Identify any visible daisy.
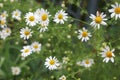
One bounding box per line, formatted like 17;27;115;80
20;27;33;40
78;28;92;42
90;11;107;29
0;30;9;40
81;59;94;68
0;17;7;28
100;45;115;63
25;12;38;26
11;66;21;75
109;2;120;20
44;56;60;70
35;8;51;27
0;11;8;18
31;42;42;53
12;9;21;20
59;75;66;80
2;27;11;36
54;9;68;24
21;45;32;58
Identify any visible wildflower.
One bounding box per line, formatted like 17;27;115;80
100;45;115;63
25;12;38;26
12;9;21;20
2;27;11;36
0;11;8;18
90;11;107;29
21;45;32;58
35;8;51;27
81;59;94;68
0;27;11;39
109;2;120;20
78;28;92;42
0;17;7;28
44;56;60;70
11;66;21;75
20;27;33;40
54;9;68;24
59;75;66;80
31;42;42;53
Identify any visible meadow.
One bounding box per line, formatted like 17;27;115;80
0;0;120;80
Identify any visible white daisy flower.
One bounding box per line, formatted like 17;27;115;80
35;8;51;27
59;75;66;80
0;17;7;28
12;9;21;20
0;30;8;40
20;27;33;40
109;2;120;20
90;11;107;29
54;9;68;24
31;42;42;53
44;56;60;70
21;45;32;58
11;66;21;75
25;12;38;26
81;59;94;68
78;28;92;42
0;27;11;40
100;46;115;63
3;27;11;36
0;11;8;18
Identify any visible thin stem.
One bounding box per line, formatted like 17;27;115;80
71;17;90;26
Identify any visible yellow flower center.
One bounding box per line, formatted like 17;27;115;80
24;31;30;36
42;14;47;21
15;12;18;16
115;7;120;14
29;16;35;21
49;60;55;65
2;13;6;17
85;60;90;64
6;29;10;33
82;31;88;37
58;14;63;19
34;45;38;49
106;51;112;58
95;16;102;23
24;49;29;53
0;20;5;25
15;69;18;73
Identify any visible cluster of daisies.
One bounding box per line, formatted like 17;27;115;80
0;11;11;39
75;2;120;67
1;1;119;79
20;41;42;58
0;9;22;40
23;8;68;33
77;2;120;42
